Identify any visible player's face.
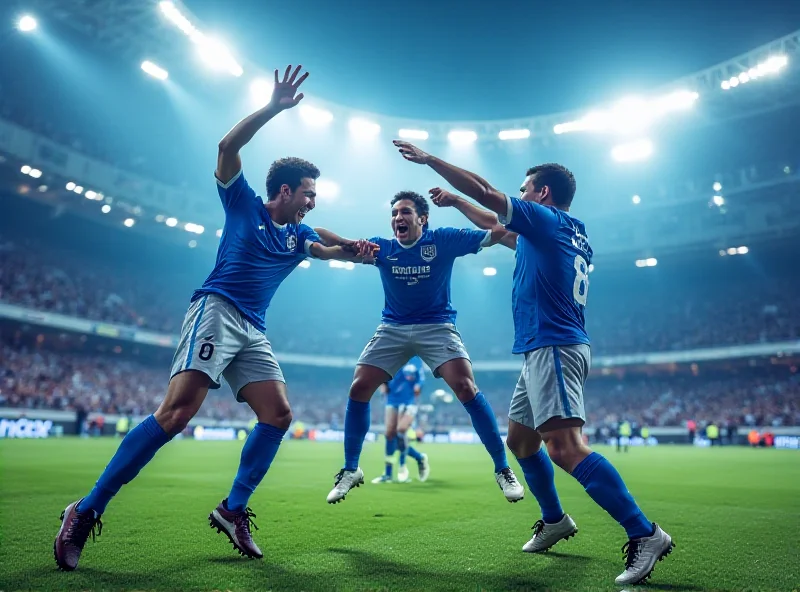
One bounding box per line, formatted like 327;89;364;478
287;178;316;224
391;199;426;244
519;175;547;204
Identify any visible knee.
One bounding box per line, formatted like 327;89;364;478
385;428;397;441
266;404;292;431
545;436;589;472
506;431;542;459
452;377;479;403
154;404;195;435
349;376;376;402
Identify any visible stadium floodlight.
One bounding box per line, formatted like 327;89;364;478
18;15;37;32
737;246;749;254
646;258;657;267
712;195;725;206
588;264;595;273
29;168;42;178
65;182;76;191
38;185;47;192
123;218;136;227
298;260;311;269
299;105;333;126
73;185;84;195
713;181;722;191
632;195;641;205
249;78;273;107
348;118;381;139
329;260;356;270
448;130;478;145
216;228;223;237
101;204;111;214
498;129;531;141
721;80;731;90
738;73;750;84
159;1;243;77
165;217;178;227
84;190;97;200
482;267;497;276
719;249;727;257
184;222;204;234
729;77;740;88
188;240;197;248
20;165;31;175
155;214;165;222
141;60;168;80
398;129;429;141
612;139;653;162
727;247;737;255
316;179;340;201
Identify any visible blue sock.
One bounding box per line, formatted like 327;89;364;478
517;448;564;523
79;415;171;515
407;445;423;462
571;452;654;539
462;392;508;473
384;436;397;477
344;398;370;471
227;423;286;512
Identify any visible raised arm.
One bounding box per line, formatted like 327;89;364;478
216;65;309;183
393;140;507;216
430;188;517;250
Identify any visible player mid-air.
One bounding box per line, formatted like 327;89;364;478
318;190;525;504
372;356;429;484
53;65;377;571
394;140;674;586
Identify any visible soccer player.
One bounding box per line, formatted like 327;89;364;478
53;65;377;571
371;356;429;484
394;140;674;586
319;191;524;504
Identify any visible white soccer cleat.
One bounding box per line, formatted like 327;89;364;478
495;467;525;502
615;523;675;585
371;474;392;484
417;453;430;482
522;514;578;553
396;464;411;483
326;467;365;504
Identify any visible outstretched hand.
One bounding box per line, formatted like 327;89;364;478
429;187;459;208
393;140;431;165
354;239;379;264
269;65;309;112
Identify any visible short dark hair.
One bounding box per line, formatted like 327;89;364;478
266;157;320;200
391;191;429;219
526;163;576;208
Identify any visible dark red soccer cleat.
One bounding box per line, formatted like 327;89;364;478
209;500;263;559
53;499;103;571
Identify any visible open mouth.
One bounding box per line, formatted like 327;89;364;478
298;207;309;221
395;222;409;237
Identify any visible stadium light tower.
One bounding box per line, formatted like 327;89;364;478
17;15;37;32
141;60;168;80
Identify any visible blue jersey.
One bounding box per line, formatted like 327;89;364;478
369;227;490;325
192;170;320;332
500;196;592;354
386;357;425;406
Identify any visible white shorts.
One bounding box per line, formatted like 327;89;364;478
508;344;591;430
169;294;284;401
387;403;419;418
358;323;469;378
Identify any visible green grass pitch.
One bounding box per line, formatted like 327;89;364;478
1;438;798;591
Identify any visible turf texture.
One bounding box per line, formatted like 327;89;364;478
1;438;798;591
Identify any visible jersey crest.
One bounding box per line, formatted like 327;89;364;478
421;244;437;262
286;234;297;252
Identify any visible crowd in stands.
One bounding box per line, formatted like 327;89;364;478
2;340;798;430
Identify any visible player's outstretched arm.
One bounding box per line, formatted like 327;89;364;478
309;230;379;262
430;188;517;250
216;65;309;184
393;140;507;216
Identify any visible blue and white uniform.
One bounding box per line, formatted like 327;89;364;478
169;170;320;399
499;195;593;429
386;356;425;417
358;227;491;377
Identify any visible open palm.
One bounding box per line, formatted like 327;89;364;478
270;65;309;111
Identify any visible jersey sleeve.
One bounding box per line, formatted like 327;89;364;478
298;224;323;258
368;237;390;265
434;227;492;258
215;170;261;212
498;195;558;241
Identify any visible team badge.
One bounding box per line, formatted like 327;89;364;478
421;244;437;262
286;234;297;252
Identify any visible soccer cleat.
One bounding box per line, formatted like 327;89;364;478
522;514;578;553
417;453;430;482
326;467;364;503
615;523;675;585
209;500;263;559
371;474;393;484
396;465;411;483
495;467;525;502
53;498;103;571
